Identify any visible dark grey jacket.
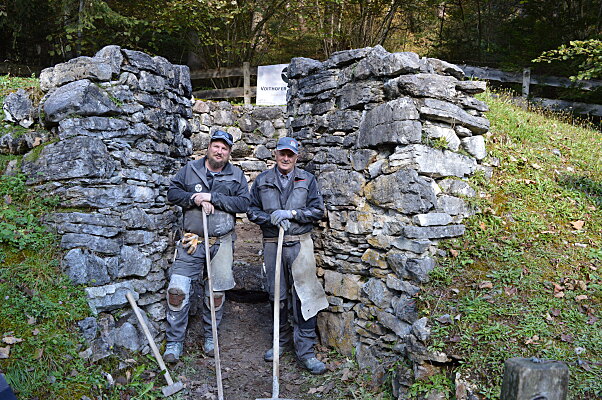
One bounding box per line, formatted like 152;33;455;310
168;157;250;237
248;166;324;238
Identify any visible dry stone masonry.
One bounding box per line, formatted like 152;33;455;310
3;44;493;394
285;45;492;389
19;45;193;359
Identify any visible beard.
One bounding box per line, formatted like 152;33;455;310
207;154;228;170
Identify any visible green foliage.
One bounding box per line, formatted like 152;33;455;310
533;39;602;81
420;91;602;399
407;373;453;398
0;174;59;250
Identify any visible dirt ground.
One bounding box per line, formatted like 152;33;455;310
168;221;339;400
175;300;321;400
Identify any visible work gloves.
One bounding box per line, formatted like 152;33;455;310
270;209;293;230
182;232;200;254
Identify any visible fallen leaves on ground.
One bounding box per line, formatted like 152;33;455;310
479;281;493;289
570;220;585;230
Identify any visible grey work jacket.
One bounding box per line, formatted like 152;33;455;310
247;166;324;238
167;158;250;237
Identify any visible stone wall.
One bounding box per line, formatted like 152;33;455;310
5;45;494;392
19;45;193;358
284;46;493;389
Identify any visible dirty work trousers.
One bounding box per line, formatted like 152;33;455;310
263;240;317;361
166;239;226;343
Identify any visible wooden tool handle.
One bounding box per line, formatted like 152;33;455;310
271;226;285;398
126;291;174;386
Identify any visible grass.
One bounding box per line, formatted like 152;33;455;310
2;75;601;399
419;91;602;399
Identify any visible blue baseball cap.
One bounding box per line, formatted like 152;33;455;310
210;130;233;147
276;137;300;154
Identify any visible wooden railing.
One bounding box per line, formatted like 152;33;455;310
190;62;256;105
460;65;602;117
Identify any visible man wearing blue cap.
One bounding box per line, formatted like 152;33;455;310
164;130;250;362
248;137;329;374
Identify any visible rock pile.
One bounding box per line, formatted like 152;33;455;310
19;45;193;358
285;45;493;391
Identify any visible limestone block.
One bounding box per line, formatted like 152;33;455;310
357;98;421;148
392;295;418;322
313;147;349;165
64;248;111;286
240;160;267;171
437;178;476;197
365;168;436;214
22;136;116;185
323;47;372;68
321;109;362;132
350;149;378;171
324;270;363;300
426;58;465;80
123;49;158;73
354;46;421;79
390;144;477;178
297;70;338;96
251;106;284;120
377;310;412;337
418;98;489;134
94;45;124;77
3;89;34;128
361;249;387;269
423;121;461;151
39;57;113;91
403;224;465;239
458;95;489;112
287;57;323;79
42;79;120;123
85;281;137;314
456;80;487;94
385;73;458;102
413;213;452;226
386;275;421;296
437;194;471;217
317;311;356;356
318;167;365;206
112;322;141;352
61;233;122;255
461;135;487;160
501;358;569;400
412;317;430;341
138;71;166;93
336;81;384;110
391;237;432;254
362;278;393;309
253;144;272;160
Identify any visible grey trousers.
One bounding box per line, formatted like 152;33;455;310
166;240;225;343
263;240;318;361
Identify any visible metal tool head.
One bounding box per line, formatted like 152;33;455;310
162;380;184;397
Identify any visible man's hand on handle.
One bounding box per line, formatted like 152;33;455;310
191;193;214;214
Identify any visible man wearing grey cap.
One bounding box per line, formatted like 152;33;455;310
248;137;329;374
164;130;250;362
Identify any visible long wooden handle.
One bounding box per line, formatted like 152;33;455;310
126;291;174;386
271;226;285;398
202;211;224;400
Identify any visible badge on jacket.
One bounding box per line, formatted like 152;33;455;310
195;184;203;192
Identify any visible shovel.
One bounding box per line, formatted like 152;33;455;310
202;210;225;400
125;291;184;397
257;226;298;400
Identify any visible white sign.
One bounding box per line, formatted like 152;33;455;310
256;63;289;105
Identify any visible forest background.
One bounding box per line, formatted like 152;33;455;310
1;0;600;84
